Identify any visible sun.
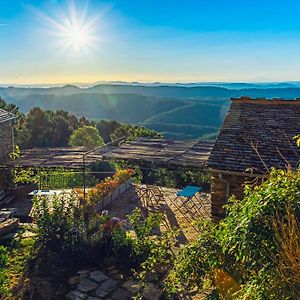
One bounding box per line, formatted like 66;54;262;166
62;21;91;49
31;1;103;53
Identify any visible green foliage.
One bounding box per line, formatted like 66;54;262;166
112;208;178;292
0;97;22;118
0;236;36;299
10;145;39;185
0;97;163;149
40;169;98;189
32;194;124;259
294;134;300;147
0;246;8;295
94;119;122;143
143;166;211;190
110;124;162;141
220;169;300;270
33;194;81;252
69;125;105;147
116;160;211;189
164;221;222;295
215;169;300;299
14;107;90;148
163;169;300;299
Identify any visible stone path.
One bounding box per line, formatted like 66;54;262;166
66;268;162;300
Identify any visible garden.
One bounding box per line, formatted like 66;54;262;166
1;167;300;299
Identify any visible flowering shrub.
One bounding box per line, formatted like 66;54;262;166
114;169;134;184
85;169;134;205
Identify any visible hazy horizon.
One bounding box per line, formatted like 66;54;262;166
3;80;300;88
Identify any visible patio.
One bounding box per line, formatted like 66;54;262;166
106;184;211;242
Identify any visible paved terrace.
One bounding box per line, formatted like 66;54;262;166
106;184;211;242
7;185;210;243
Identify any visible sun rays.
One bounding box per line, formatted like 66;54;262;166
29;0;109;55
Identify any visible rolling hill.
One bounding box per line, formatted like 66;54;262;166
1;83;300;140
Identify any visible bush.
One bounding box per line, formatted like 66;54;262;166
0;246;8;294
32;194;126;259
219;169;300;272
164;221;223;295
272;204;300;288
33;193;81;252
112;208;178;282
164;169;300;299
84;169;134;205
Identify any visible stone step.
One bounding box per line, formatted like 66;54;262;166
0;218;19;237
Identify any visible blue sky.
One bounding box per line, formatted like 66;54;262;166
1;0;300;84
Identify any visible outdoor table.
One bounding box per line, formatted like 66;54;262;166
175;185;205;217
177;185;202;198
28;190;62;197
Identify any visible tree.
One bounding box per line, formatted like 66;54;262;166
23;107;51;148
94;120;122;143
110;124;162;141
69;126;105;147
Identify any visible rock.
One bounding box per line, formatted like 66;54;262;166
89;270;109;283
77;270;90;280
110;288;132;300
0;218;19;237
78;270;89;275
106;268;124;280
77;279;98;293
122;280;141;294
95;279;117;297
87;297;101;300
69;276;81;286
143;283;162;300
66;290;87;300
110;272;124;281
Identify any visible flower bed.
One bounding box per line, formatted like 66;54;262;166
76;169;134;211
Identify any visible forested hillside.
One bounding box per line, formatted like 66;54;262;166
1;84;300;140
0;98;161;149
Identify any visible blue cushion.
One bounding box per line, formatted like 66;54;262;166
177;185;201;197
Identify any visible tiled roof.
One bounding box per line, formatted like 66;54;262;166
206;97;300;175
0;109;15;123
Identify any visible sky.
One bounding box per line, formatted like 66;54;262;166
1;0;300;84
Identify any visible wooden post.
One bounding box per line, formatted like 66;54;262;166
83;155;86;200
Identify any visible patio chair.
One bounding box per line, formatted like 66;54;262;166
135;184;165;212
148;185;165;208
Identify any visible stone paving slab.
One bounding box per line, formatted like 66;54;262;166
67;269;134;300
89;271;109;283
77;279;98;293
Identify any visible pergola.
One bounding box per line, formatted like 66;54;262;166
102;138;214;169
4;146;114;169
2;139;122;197
2;137;214;196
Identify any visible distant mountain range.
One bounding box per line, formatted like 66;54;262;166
1;83;300;140
2;81;300;89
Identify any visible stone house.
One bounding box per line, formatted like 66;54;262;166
206;97;300;222
0;109;16;162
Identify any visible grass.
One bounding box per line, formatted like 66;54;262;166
0;228;80;300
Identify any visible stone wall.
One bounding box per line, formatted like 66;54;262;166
210;173;261;222
0;121;13;162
